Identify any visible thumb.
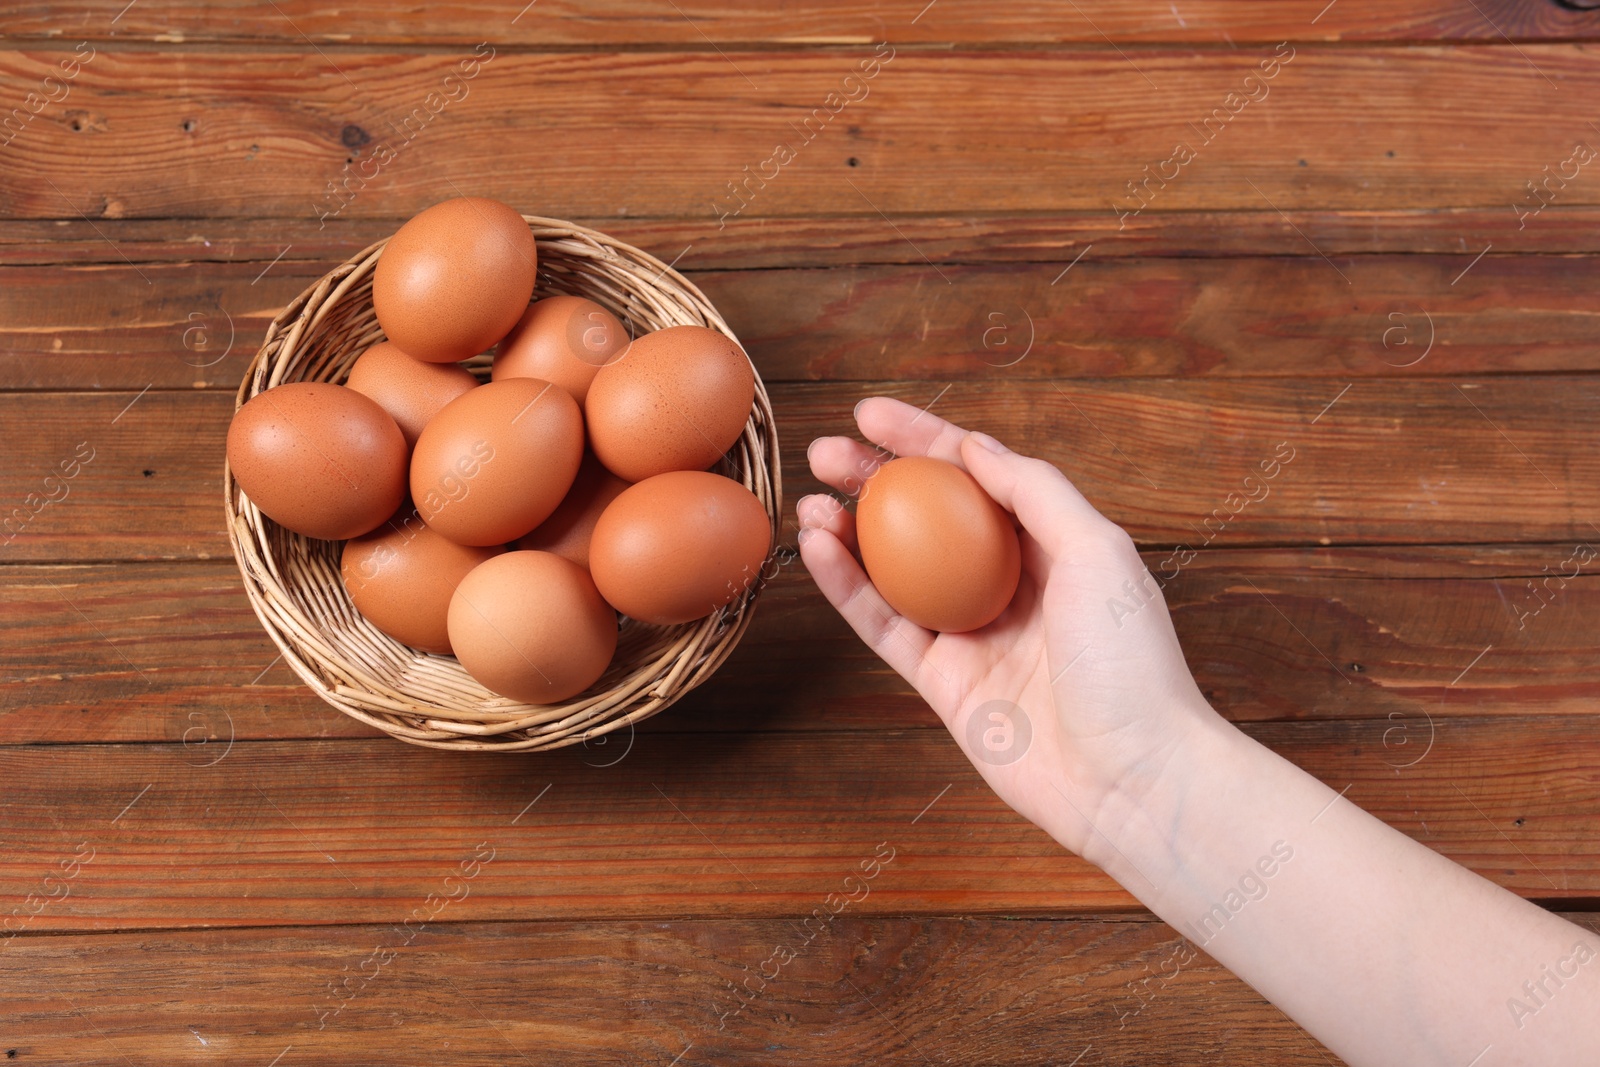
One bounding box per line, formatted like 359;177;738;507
959;432;1106;558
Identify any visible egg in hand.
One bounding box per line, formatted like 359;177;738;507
854;456;1020;633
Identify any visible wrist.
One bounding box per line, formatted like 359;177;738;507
1070;694;1255;905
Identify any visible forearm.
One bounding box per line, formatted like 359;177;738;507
1073;704;1600;1067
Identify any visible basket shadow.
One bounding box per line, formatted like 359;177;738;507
566;610;857;778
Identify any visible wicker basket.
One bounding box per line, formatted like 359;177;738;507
225;216;782;752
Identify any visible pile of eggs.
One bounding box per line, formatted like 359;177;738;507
227;197;771;705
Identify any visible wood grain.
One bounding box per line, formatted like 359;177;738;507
0;719;1593;933
4;0;1596;45
4;547;1600;745
2;379;1597;561
7;207;1600;269
7;253;1600;391
710;254;1600;382
4;47;1600;220
0;916;1439;1067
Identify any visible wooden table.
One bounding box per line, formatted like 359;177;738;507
4;2;1600;1063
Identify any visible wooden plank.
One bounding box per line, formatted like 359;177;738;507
0;260;307;392
732;378;1600;548
0;916;1458;1066
4;548;1600;745
0;390;227;562
1168;553;1600;721
0;561;380;745
7;208;1600;269
3;379;1598;561
712;255;1600;382
0;719;1593;933
7;252;1600;391
4;0;1596;45
4;47;1600;221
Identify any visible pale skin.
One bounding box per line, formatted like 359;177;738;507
797;396;1600;1067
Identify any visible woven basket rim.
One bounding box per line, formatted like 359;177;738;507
225;213;783;752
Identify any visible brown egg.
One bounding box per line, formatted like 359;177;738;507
345;341;479;448
448;551;617;703
341;511;503;654
372;197;537;363
589;470;772;625
514;451;631;568
492;295;630;406
855;456;1021;633
227;382;407;540
410;378;584;546
585;325;755;482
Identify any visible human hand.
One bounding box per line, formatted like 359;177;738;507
797;397;1223;859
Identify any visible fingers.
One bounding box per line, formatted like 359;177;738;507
958;431;1107;559
807;400;1110;563
806;436;887;497
796;524;936;691
796;492;857;555
855;396;970;468
809;395;973;495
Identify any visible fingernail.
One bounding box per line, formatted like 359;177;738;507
853;397;869;422
797;527;816;547
970;431;1008;454
806;437;822;463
